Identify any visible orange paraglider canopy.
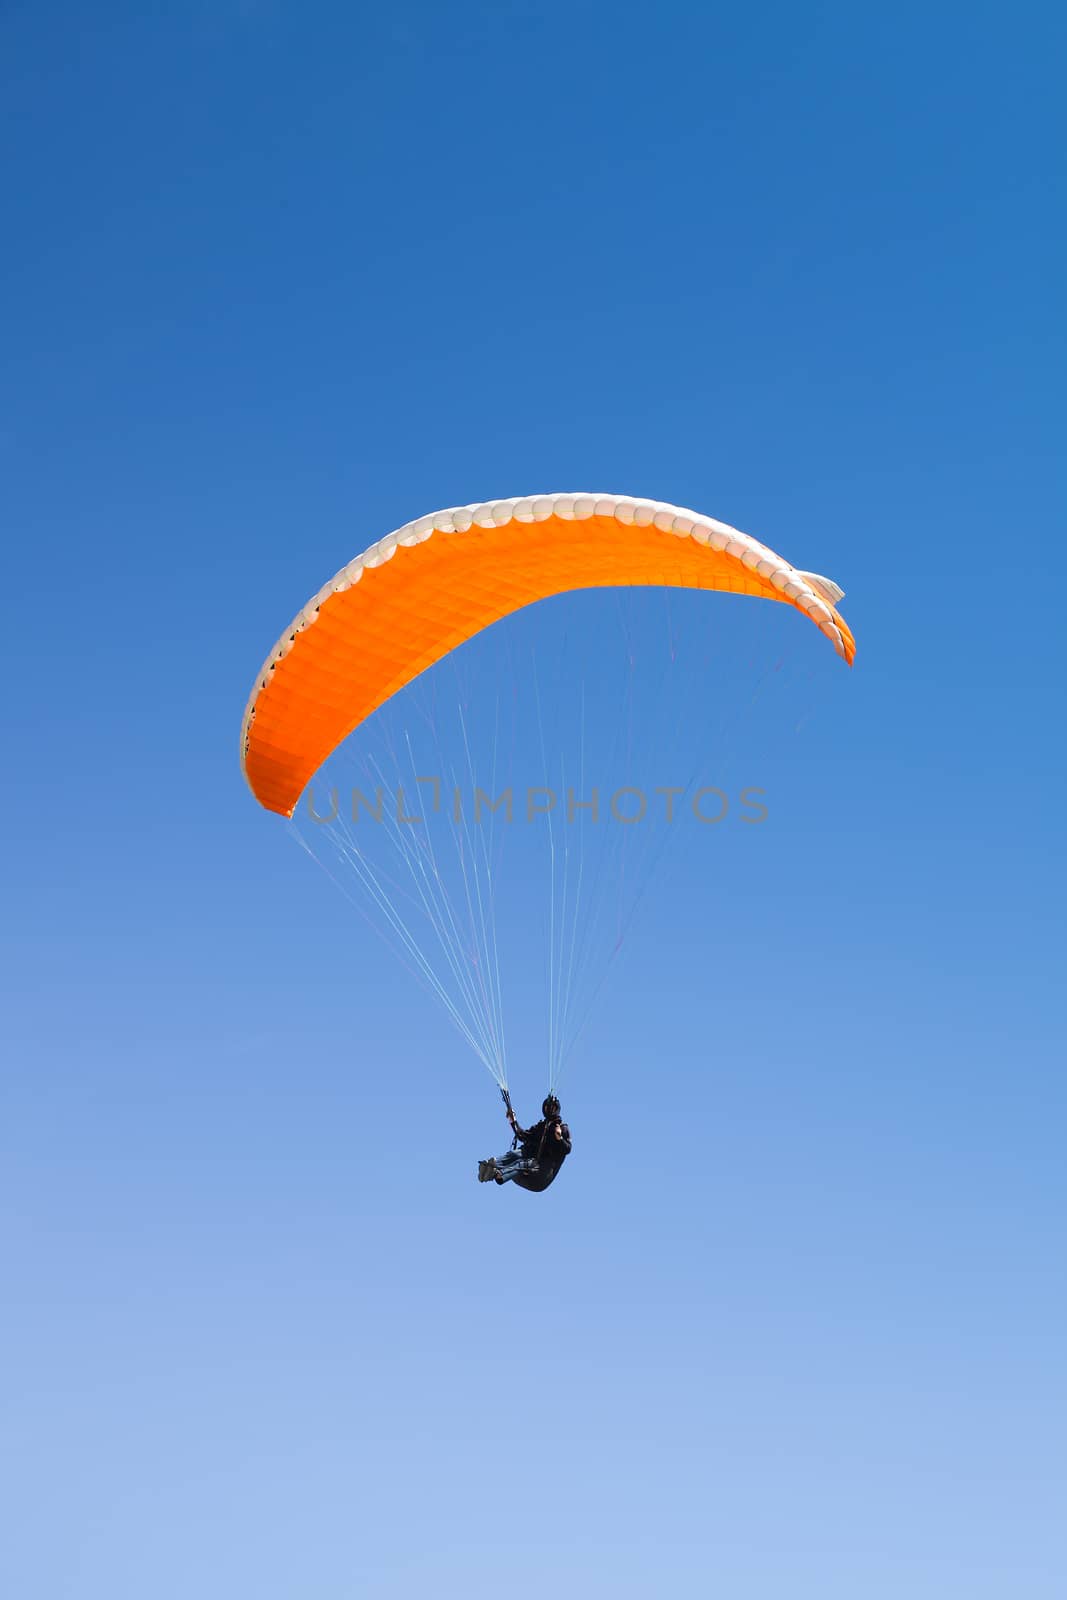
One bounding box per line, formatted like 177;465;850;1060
240;493;854;817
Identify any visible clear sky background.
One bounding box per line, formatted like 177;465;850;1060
2;3;1064;1596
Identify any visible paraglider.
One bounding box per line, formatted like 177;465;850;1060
240;492;853;1171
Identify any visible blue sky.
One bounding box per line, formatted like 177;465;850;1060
2;2;1065;1595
